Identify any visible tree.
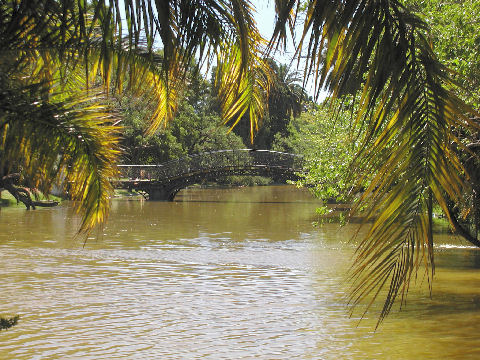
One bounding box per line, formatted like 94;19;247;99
0;0;266;232
273;100;360;204
404;0;480;106
2;0;478;323
271;0;478;322
402;0;480;250
266;60;306;140
231;58;307;149
0;67;121;231
118;71;246;164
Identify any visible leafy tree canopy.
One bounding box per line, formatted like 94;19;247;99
117;73;246;164
273;100;360;204
404;0;480;106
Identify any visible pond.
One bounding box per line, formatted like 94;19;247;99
1;185;480;359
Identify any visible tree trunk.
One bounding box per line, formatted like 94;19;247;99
0;173;58;209
0;173;35;209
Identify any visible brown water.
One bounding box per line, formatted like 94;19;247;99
1;185;480;359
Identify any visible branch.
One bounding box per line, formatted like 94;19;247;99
0;315;19;331
1;173;35;209
445;205;480;248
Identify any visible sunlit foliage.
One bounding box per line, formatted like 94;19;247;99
0;0;268;233
272;0;479;323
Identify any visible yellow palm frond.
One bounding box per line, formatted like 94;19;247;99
215;42;270;143
0;78;121;234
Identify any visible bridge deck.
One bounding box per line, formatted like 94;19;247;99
115;149;304;200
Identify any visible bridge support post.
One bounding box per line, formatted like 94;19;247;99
148;187;171;201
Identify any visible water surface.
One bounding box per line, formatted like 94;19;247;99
1;185;480;359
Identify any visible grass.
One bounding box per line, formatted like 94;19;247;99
0;190;62;208
0;191;23;207
114;188;145;198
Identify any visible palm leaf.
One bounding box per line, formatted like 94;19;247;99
0;76;121;234
1;0;271;232
215;41;270;143
271;0;479;322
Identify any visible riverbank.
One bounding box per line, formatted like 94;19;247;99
0;190;62;208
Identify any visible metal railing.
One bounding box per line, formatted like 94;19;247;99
117;149;304;181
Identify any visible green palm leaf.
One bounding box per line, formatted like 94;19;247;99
3;0;479;323
272;0;479;322
1;0;272;231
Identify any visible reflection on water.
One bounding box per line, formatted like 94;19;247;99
0;185;480;359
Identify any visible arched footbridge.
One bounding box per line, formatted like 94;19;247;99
116;149;304;201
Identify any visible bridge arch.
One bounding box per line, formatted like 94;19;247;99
117;149;304;201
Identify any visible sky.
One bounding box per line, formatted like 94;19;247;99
253;1;323;99
116;0;322;99
254;1;294;60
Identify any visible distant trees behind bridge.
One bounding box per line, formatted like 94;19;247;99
116;59;308;173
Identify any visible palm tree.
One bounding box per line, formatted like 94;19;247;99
1;0;478;322
266;59;306;142
228;58;306;148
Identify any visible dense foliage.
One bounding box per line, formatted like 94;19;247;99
404;0;480;106
273;102;360;204
117;73;246;164
401;0;480;245
232;59;307;148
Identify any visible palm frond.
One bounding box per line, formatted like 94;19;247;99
345;10;479;322
215;41;270;143
271;0;479;321
0;77;121;233
1;0;271;231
